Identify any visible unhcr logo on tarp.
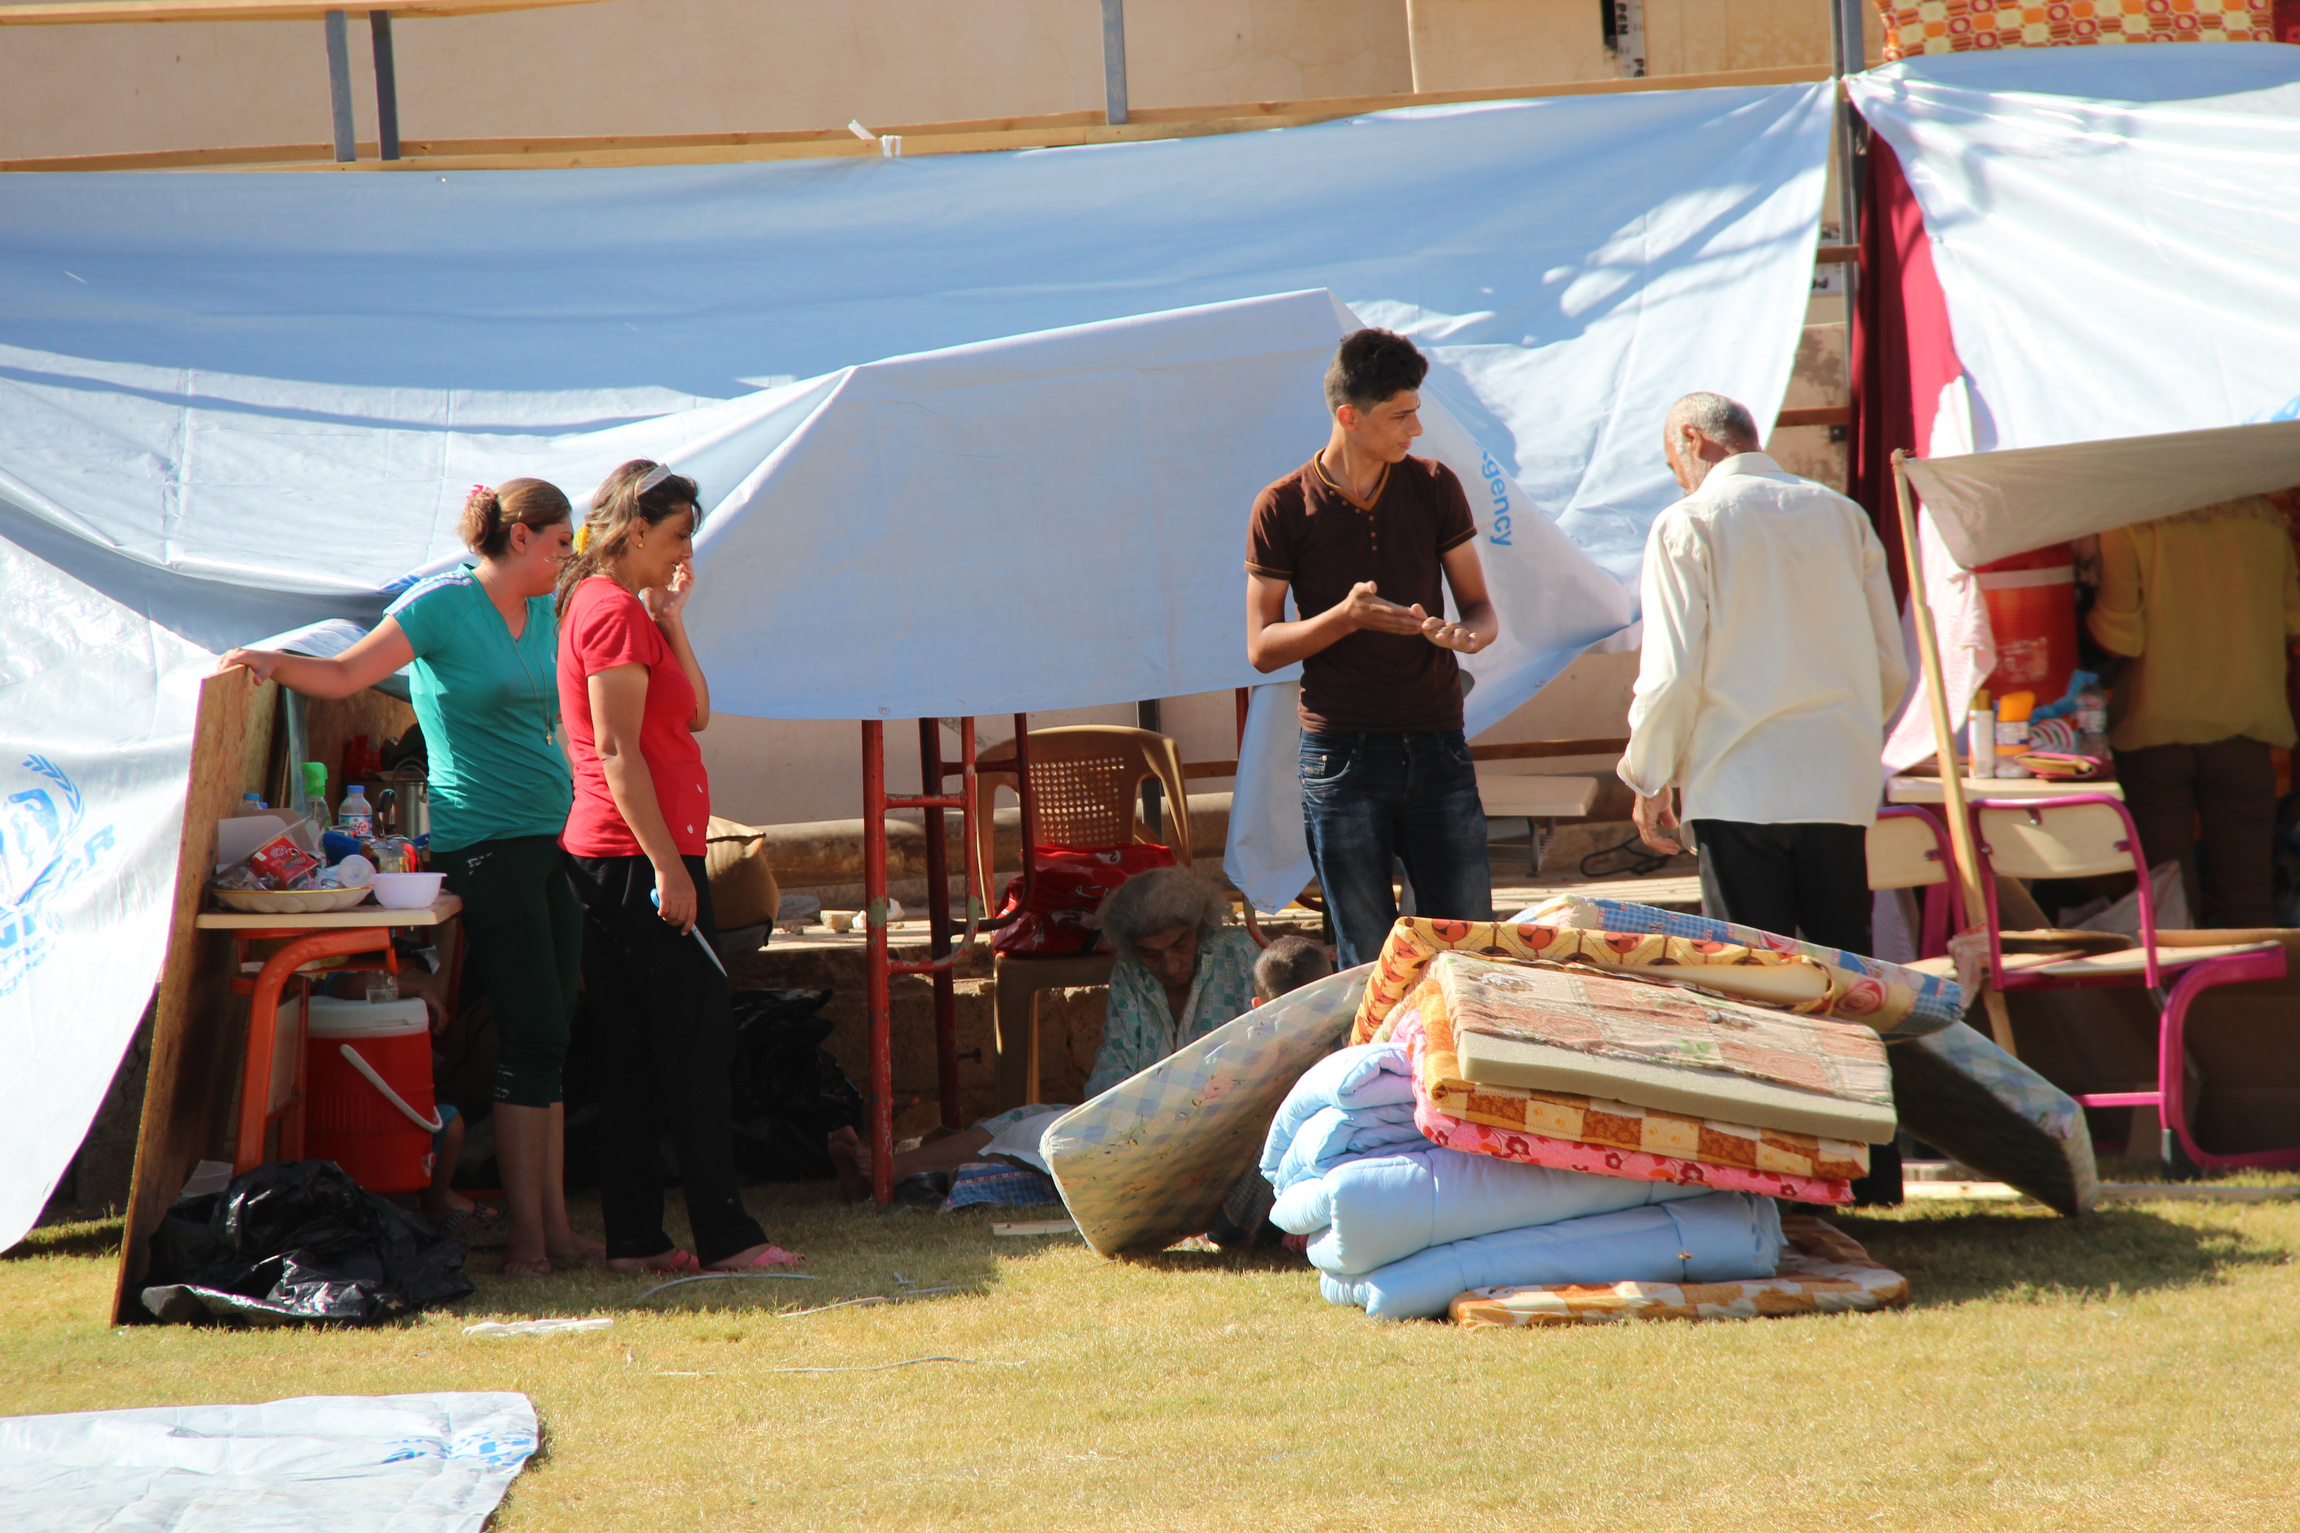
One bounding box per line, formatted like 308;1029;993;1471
0;755;114;997
1481;450;1513;547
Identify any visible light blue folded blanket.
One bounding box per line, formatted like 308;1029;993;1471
1272;1143;1714;1276
1266;1104;1428;1194
1261;1041;1415;1188
1319;1191;1784;1321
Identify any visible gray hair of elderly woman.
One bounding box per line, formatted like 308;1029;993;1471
1097;867;1232;962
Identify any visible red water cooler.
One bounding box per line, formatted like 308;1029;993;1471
1976;543;2080;708
303;994;440;1193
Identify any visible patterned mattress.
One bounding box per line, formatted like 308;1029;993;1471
1042;964;1370;1256
1451;1214;1909;1327
1353;916;1951;1048
1436;952;1896;1144
1397;1002;1860;1205
1518;897;1965;1040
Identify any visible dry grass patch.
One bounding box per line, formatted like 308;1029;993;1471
7;1182;2300;1531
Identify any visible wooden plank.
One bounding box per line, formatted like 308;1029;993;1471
1472;737;1630;763
1774;405;1853;429
110;668;266;1323
1890;449;2014;1056
990;1219;1079;1237
0;0;613;23
0;63;1836;174
1179;738;1630;781
194;894;463;929
1816;243;1860;265
1123;65;1832;123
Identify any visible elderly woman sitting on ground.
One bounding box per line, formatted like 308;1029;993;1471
1084;866;1261;1098
837;867;1265;1193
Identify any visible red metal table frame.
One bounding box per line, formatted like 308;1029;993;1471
858;716;1037;1204
193;895;464;1174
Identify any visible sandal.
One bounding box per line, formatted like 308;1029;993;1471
606;1247;701;1275
707;1243;805;1271
432;1204;508;1247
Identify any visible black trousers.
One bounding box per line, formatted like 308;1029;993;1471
564;851;767;1265
1691;820;1875;956
1692;819;1900;1206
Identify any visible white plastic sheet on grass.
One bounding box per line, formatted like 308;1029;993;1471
0;1391;537;1533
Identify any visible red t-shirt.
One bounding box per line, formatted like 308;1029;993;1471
558;576;711;858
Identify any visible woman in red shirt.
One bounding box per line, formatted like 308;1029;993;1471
556;459;798;1273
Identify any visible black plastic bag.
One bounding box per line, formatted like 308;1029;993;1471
140;1160;473;1325
727;988;864;1182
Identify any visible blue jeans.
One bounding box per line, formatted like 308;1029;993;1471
1300;729;1493;968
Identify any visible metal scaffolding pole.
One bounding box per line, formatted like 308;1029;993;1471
1099;0;1128;126
322;9;356;162
369;10;400;160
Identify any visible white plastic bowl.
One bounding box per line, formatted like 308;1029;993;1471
371;871;446;909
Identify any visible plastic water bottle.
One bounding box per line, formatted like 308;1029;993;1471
337;784;375;839
300;761;332;836
2075;677;2111;762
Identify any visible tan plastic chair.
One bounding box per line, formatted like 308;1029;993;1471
973;724;1192;881
974;725;1192;1109
1866;806;1962;958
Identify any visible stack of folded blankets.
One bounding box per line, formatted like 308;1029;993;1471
1264;917;1910;1322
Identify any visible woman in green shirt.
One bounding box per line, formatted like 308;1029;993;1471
219;479;596;1277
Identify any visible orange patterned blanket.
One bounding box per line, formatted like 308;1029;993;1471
1451;1215;1908;1327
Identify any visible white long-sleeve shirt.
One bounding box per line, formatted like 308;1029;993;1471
1618;453;1908;827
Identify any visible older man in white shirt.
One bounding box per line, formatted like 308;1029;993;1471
1619;392;1908;955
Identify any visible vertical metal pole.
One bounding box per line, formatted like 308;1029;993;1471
323;11;357;163
1830;0;1864;493
1099;0;1128;126
920;718;961;1132
1832;0;1864;331
1134;698;1164;844
369;11;400;161
862;721;893;1203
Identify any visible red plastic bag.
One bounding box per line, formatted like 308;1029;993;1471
991;843;1176;958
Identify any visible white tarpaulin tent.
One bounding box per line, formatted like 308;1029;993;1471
1906;420;2300;572
0;81;1832;1250
1848;46;2300;767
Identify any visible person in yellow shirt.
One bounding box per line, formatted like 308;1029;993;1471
2086;495;2300;927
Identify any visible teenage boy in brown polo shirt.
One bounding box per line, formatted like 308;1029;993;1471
1244;328;1499;965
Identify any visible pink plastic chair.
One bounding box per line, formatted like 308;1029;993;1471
1867;805;1964;960
1966;793;2294;1172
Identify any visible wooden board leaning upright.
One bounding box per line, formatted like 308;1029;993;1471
1890;449;2018;1055
109;667;272;1323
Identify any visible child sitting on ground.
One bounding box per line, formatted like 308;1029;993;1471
1252;934;1334;1005
1209;932;1338;1249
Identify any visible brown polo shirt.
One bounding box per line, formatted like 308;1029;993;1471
1246;452;1479;734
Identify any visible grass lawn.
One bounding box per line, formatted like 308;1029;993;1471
8;1179;2300;1531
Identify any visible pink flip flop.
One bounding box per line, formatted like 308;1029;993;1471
709;1244;804;1271
606;1247;701;1275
